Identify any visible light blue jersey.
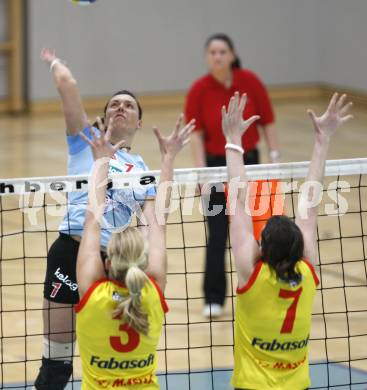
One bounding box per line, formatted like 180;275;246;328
59;127;155;248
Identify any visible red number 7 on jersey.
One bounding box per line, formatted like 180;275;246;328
279;287;302;334
125;163;134;172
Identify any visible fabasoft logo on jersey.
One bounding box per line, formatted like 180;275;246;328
252;337;309;351
90;354;155;369
54;268;78;291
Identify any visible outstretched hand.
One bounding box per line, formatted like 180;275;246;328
308;93;353;139
80;117;125;161
40;48;57;65
222;91;260;144
153;114;195;159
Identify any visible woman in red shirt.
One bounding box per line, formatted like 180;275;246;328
185;34;280;317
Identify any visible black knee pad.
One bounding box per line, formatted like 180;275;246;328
34;357;73;390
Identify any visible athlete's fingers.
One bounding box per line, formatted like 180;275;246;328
340;114;354;125
336;94;347;110
327;92;339;112
228;96;235;116
238;93;247;115
233;91;240;113
80;131;95;149
88;126;98;144
105;129;111;143
221;105;229;133
96;116;105;134
307;109;318;130
104;132;111;144
180;118;195;130
340;101;353;117
179;119;195;138
153;126;164;142
113;139;126;151
183;138;191;146
105;117;115;143
174;114;184;136
153;126;166;154
183;123;196;137
221;105;227;120
180;126;194;143
187;118;196;127
245;115;260;128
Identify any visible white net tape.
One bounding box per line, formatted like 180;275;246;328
1;158;367;195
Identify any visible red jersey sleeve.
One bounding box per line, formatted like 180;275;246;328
247;71;275;126
185;81;204;131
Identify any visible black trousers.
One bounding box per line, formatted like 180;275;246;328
203;149;259;305
44;233;107;304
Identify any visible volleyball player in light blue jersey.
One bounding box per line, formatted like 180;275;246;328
59;125;155;248
35;48;156;389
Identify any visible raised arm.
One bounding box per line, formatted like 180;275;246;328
40;48;88;135
295;93;353;265
222;92;261;287
144;115;195;291
76;118;125;298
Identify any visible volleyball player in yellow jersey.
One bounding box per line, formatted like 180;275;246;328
222;92;353;389
75;115;195;389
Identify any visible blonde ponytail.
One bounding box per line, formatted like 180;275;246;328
107;227;149;335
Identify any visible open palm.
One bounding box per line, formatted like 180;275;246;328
222;92;260;142
153;114;195;159
308;93;353;137
80;117;125;161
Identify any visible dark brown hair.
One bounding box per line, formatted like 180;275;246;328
261;215;304;284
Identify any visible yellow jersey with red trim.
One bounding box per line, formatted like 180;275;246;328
232;259;319;390
75;276;168;390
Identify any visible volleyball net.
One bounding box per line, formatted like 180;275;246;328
1;158;367;389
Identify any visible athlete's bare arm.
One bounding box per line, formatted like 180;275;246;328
77;118;125;298
40;48;88;135
144;115;195;292
222;92;261;288
295;93;353;265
